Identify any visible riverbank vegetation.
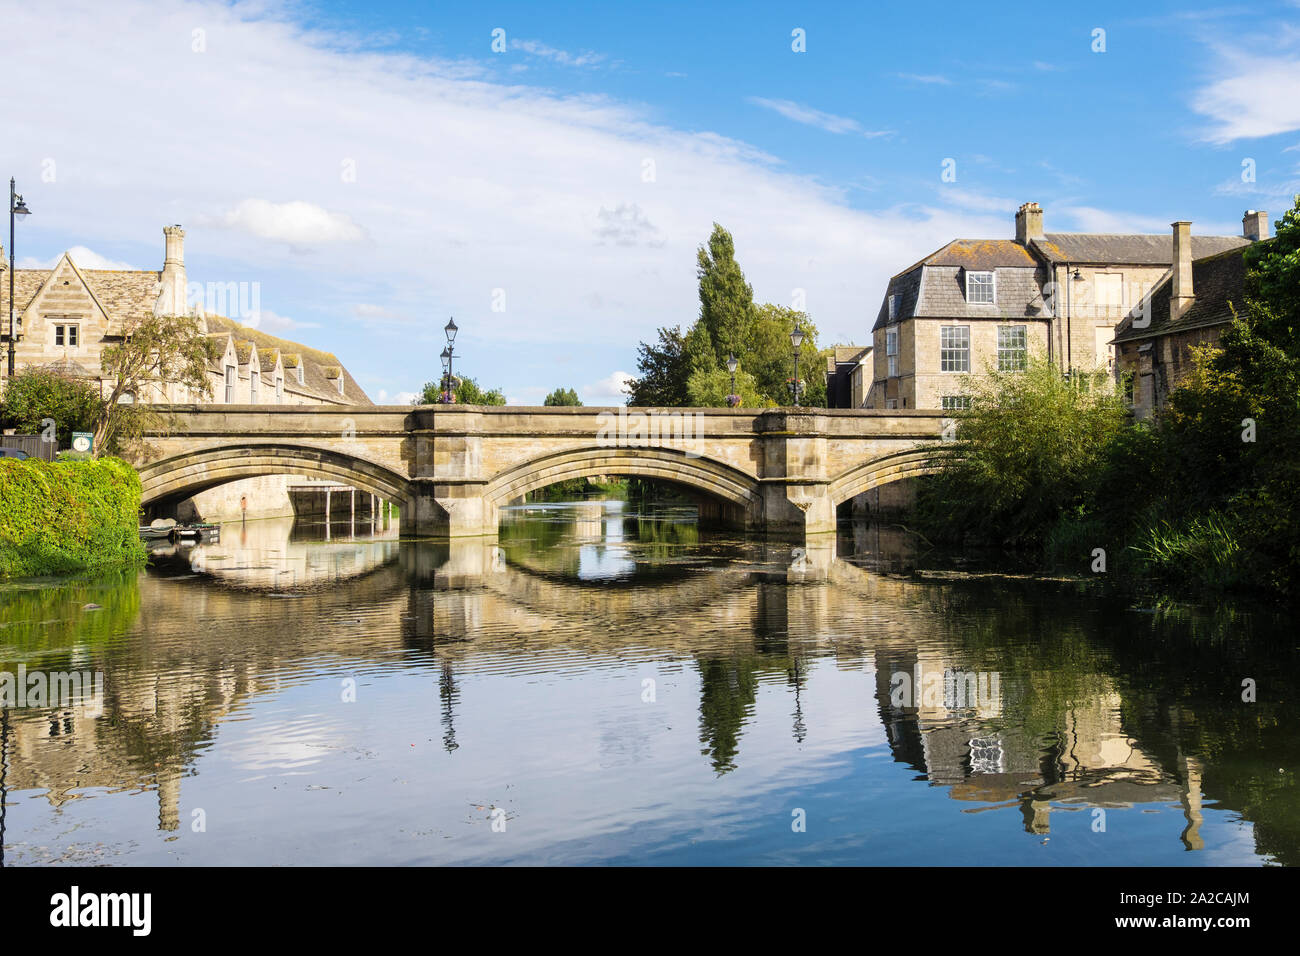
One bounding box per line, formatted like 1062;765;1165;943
0;457;146;579
915;199;1300;603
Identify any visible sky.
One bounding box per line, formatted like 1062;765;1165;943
5;0;1300;405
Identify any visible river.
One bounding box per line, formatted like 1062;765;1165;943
1;500;1296;865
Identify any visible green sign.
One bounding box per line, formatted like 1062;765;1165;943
71;432;94;454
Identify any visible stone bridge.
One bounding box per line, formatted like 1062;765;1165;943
133;405;949;540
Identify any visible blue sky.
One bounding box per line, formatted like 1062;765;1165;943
7;0;1300;403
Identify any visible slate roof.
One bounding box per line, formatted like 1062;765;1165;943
1112;246;1252;344
826;345;870;373
1031;233;1249;265
202;313;372;405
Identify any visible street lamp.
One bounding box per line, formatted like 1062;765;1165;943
790;324;805;407
7;179;32;379
439;346;451;403
442;318;458;404
726;352;739;407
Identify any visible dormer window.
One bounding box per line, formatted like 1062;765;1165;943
296;365;304;385
888;294;900;320
966;270;995;304
336;374;345;397
250;370;259;404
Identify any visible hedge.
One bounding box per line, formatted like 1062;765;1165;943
0;457;147;578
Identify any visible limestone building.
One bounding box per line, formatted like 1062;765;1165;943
0;225;371;519
867;203;1254;410
1112;212;1270;417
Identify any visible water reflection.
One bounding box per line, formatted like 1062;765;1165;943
0;503;1296;865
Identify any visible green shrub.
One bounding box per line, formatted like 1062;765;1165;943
0;457;146;578
0;366;103;448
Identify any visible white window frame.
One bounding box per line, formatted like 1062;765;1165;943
886;328;899;378
941;395;971;412
997;325;1028;371
888;294;899;320
224;365;236;403
966;270;995;305
250;371;259;404
296;364;305;385
336;375;345;396
53;323;80;347
940;325;970;372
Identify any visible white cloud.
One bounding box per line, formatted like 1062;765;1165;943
747;97;892;137
247;308;319;334
896;73;951;85
583;372;634;405
6;0;1012;391
374;389;418;405
511;38;606;68
20;246;137;270
214;199;365;247
1059;205;1241;237
1194;47;1300;143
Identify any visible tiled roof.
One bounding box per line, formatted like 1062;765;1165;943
0;262;162;334
1032;233;1250;265
1112;246;1251;344
202;314;371;405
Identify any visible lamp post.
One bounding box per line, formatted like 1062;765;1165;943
443;318;458;403
7;179;32;379
726;352;739;407
790;323;805;407
439;347;451;403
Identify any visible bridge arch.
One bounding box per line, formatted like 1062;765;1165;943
482;445;762;521
827;447;952;508
138;442;413;509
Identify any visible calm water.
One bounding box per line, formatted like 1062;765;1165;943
1;501;1297;866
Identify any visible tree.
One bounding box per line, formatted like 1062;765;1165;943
696;223;755;365
745;304;827;407
627;224;828;407
626;326;690;406
543;387;582;406
685;365;765;407
0;366;103;448
95;313;216;455
415;376;506;405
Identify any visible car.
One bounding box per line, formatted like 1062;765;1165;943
0;447;31;459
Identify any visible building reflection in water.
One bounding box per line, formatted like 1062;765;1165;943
1;499;1296;864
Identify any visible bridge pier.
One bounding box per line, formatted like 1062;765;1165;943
400;479;500;538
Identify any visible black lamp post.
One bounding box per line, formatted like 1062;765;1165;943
7;179;32;379
726;352;739;407
439;347;451;403
443;318;458;403
790;324;805;407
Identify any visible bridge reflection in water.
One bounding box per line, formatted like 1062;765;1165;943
1;503;1297;865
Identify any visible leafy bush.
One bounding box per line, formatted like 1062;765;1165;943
0;457;146;578
0;366;103;448
914;356;1128;548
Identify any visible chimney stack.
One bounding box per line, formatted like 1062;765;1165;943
1243;210;1269;242
156;225;188;316
1171;221;1193;322
1015;202;1044;244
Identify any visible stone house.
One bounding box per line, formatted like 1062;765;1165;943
824;345;871;408
0;225;372;519
867;203;1254;410
1111;212;1270;417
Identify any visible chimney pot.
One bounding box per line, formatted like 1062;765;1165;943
1242;209;1269;241
1015;202;1044;244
